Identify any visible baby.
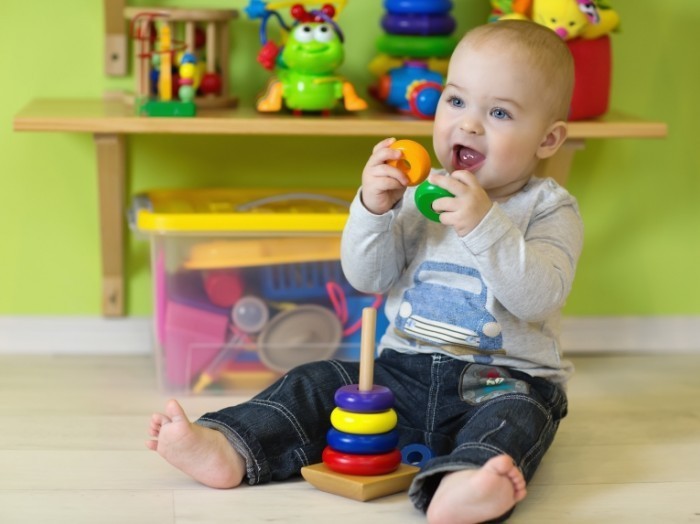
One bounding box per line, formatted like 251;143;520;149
148;20;582;524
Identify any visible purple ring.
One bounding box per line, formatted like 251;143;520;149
382;13;456;36
334;384;395;413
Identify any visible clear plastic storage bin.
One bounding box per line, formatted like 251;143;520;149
130;188;388;394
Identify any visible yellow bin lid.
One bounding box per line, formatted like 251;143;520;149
132;188;355;233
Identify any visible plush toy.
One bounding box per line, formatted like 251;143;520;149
491;0;619;41
532;0;619;40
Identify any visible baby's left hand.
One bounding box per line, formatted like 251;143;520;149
429;170;493;237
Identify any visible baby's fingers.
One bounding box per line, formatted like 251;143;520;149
370;162;410;186
367;145;403;169
372;137;397;153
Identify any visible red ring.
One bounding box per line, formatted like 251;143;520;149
322;446;402;476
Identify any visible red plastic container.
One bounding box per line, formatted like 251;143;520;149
567;36;611;121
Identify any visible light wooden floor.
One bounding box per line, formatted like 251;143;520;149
1;353;699;523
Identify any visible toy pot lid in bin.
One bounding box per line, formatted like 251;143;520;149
258;305;342;373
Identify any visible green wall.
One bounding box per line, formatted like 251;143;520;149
1;0;698;316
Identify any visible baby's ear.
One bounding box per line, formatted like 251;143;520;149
536;121;568;159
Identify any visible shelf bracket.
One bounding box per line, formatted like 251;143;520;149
95;133;126;317
104;0;128;76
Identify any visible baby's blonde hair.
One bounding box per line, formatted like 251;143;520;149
459;20;575;121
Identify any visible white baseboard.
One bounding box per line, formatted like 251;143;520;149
0;316;152;354
560;316;700;353
1;316;699;355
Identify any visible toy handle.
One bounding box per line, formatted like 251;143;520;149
257;41;280;70
359;307;376;392
236;192;350;211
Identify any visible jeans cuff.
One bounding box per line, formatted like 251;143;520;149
196;415;269;485
408;446;501;511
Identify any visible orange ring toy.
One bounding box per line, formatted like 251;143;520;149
388;140;431;186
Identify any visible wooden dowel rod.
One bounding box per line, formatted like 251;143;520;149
185;21;195;54
359;307;376;392
206;21;216;73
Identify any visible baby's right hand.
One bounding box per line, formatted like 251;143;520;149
360;138;410;215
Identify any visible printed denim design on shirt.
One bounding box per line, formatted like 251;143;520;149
459;363;530;405
394;261;503;354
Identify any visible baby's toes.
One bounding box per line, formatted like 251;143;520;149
150;413;171;434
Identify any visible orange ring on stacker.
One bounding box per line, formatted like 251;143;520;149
388;139;432;186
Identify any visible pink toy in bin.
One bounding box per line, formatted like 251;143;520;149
567;36;611;121
163;300;229;387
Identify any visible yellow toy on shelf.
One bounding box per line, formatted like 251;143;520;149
490;0;619;41
532;0;619;40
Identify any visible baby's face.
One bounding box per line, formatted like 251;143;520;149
433;41;559;199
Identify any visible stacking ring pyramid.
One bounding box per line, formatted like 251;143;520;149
301;307;420;501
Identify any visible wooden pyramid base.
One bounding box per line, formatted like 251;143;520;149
301;462;420;502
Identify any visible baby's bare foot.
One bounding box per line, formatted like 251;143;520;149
426;454;527;524
146;399;245;489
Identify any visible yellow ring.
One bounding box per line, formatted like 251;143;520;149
330;407;398;435
388;140;432;186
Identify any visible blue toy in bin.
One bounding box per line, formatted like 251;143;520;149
261;261;354;301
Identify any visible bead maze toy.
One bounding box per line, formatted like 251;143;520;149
246;0;367;115
388;140;453;222
301;307;420;501
126;7;238;117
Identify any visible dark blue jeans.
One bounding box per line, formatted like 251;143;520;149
196;349;567;512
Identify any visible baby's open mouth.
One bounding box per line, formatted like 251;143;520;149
453;146;485;172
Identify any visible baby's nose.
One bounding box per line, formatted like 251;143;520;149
461;117;484;135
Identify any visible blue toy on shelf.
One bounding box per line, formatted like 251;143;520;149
370;0;458;119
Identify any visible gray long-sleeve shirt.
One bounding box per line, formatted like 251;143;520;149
341;173;584;385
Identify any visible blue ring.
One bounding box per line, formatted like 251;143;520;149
384;0;453;15
327;428;400;455
401;443;433;468
382;13;456;36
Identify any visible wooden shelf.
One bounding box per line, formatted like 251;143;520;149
14;98;668;139
12;98;668;317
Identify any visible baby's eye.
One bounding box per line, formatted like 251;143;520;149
447;96;465;108
490;107;511;120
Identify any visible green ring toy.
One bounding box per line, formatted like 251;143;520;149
415;180;454;222
330;407;398;435
376;34;458;58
